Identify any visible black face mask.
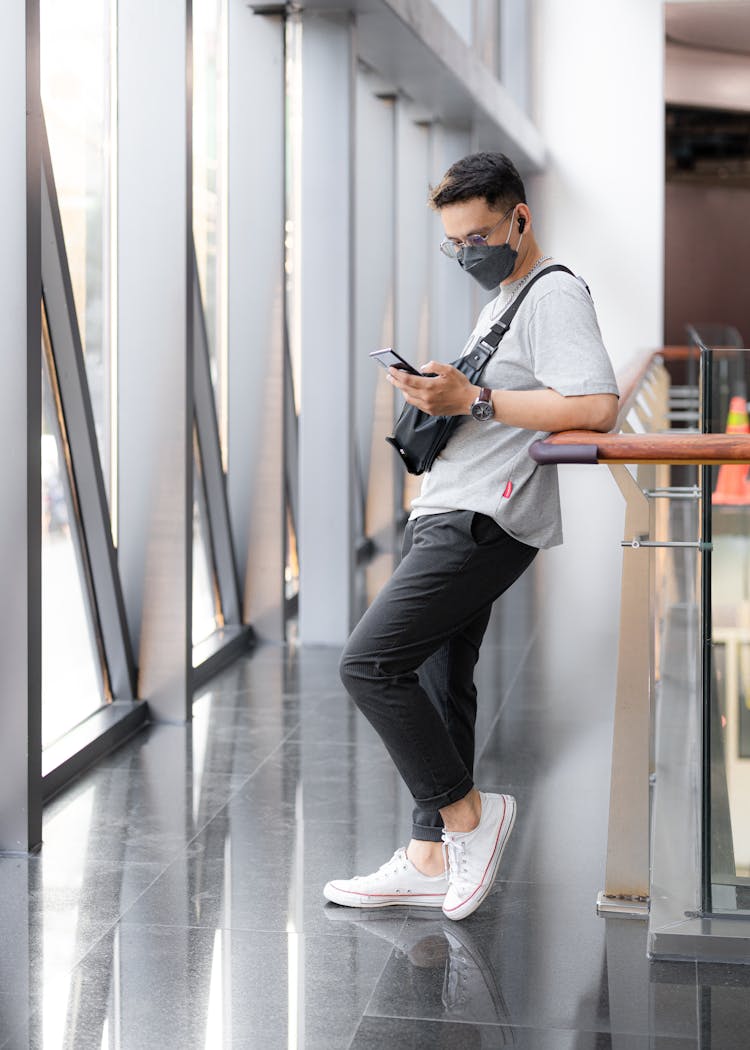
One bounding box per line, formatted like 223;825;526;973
457;206;524;290
457;241;518;290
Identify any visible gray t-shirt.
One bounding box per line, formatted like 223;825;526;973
410;263;619;548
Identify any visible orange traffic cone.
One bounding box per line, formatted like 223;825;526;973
712;395;750;505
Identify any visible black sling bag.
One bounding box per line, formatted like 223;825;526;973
385;264;574;475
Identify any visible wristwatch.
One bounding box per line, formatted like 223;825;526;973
470;387;494;421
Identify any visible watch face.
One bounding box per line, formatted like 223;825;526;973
471;400;494;421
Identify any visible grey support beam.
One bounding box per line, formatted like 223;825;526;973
117;0;193;720
0;0;42;852
500;0;530;114
429;124;475;364
226;4;286;642
296;11;356;645
193;254;242;627
395;100;432;516
395;101;432;371
353;69;396;546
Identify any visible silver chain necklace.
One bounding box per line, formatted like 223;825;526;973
494;253;553;317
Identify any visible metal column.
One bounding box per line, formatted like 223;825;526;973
395;100;432;517
429;123;474;364
353;68;396;554
226;3;286;642
597;464;652;916
395;101;432;371
500;0;531;112
117;0;193;720
296;11;356;645
0;0;42;852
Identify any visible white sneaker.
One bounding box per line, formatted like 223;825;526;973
323;847;449;908
441;792;516;921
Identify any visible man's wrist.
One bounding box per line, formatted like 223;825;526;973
469;386;496;421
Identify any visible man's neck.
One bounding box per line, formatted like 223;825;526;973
502;237;545;286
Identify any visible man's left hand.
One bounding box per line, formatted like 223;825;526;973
387;362;476;417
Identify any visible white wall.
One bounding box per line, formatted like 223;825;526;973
529;0;665;370
526;0;663;667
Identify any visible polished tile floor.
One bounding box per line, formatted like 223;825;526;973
3;477;750;1048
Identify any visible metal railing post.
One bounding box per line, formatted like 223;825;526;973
598;464;652;917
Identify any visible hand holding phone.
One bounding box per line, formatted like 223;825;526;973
369;347;421;376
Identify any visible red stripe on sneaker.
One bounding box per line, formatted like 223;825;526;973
443;796;511;914
330;885;445;899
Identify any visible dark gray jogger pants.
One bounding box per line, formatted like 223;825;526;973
339;509;537;842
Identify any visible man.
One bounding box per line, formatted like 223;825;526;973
324;152;619;921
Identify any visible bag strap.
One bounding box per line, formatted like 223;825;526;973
460;264;574;375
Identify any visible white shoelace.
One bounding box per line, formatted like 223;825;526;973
442;835;468;883
353;848;406;881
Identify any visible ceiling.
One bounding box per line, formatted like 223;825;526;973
665;1;750;57
665;3;750;178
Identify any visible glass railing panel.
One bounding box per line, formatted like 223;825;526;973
589;352;705;914
650;491;702;698
705;347;750;912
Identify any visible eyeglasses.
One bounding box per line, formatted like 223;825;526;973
439;207;514;259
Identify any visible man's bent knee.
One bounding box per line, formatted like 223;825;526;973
339;644;382;703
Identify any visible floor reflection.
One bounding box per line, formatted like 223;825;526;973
323;908;512;1029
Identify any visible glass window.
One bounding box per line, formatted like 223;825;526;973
193;498;219;646
193;441;220;646
40;0;116;520
193;0;229;467
41;327;106;749
284;14;303;616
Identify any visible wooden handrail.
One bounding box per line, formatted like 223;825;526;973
660;345;697;361
531;345;750;466
530;431;750;465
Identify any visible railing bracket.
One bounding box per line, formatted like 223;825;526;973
644;486;701;500
596;891;650;919
622;539;711;551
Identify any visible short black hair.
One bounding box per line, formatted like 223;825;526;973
429;152;526;212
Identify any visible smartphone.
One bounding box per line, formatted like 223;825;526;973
369;347;421;376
